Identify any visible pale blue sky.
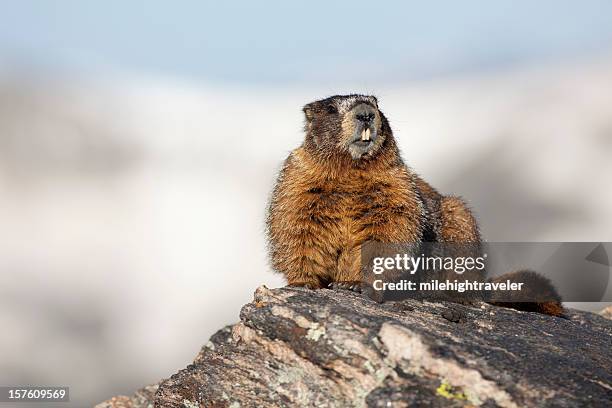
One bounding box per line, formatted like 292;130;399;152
1;0;612;83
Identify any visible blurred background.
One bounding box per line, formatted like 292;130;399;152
1;1;611;406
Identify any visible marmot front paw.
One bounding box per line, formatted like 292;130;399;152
328;281;363;293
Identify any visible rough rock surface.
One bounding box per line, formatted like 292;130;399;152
98;286;612;407
599;305;612;320
96;385;158;408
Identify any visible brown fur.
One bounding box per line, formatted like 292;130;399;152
267;95;564;317
488;270;564;316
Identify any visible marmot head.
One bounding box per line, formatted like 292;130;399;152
302;94;393;161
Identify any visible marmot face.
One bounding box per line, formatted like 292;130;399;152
303;94;387;160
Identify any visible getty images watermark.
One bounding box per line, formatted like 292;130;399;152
371;252;524;293
360;242;612;302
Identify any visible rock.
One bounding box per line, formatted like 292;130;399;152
95;384;158;408
599;305;612;320
99;286;612;407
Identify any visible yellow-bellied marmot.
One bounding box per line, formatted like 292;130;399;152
267;94;563;316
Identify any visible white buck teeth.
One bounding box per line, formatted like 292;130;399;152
361;128;371;141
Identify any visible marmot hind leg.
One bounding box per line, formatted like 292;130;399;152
437;196;480;242
433;196;485;301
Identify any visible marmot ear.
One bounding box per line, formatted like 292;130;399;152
303;104;314;122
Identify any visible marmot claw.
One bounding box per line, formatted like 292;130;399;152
328;281;363;293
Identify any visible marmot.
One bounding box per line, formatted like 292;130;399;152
267;94;563;317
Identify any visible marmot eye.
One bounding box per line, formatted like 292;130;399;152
326;105;338;114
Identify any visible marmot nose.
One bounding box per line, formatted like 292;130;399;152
354;104;376;124
356;113;375;123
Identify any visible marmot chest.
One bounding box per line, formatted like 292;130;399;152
304;173;411;245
